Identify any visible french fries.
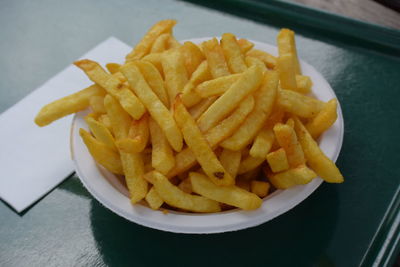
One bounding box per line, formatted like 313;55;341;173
74;59;146;120
35;84;105;126
36;20;344;214
121;63;183;152
145;171;221;213
197;65;263;132
190;172;262;210
174;95;234;186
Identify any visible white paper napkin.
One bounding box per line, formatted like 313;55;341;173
0;37;131;212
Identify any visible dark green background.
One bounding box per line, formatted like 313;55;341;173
1;0;399;266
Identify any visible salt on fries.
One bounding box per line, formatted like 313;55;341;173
35;20;343;213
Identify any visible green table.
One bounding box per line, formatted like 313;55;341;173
1;0;399;266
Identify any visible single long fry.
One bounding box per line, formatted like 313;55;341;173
103;95;131;140
145;187;164;210
181;61;211;108
79;129;123;175
278;89;325;118
35;84;105;126
126;19;177;61
120;152;148;204
277;53;298;91
121;63;183;152
144;171;221;213
74;59;146;119
162;50;189;105
84;116;117;151
221;33;247;73
267;165;316;189
219;149;242;179
180;41;205;77
306;98;338;139
190;172;262;210
277;28;301;74
134;61;169;108
167;94;255;178
249;128;274;158
294;117;344;183
89;95;106;114
149;118;175;175
174;95;234;186
221;71;278;150
202;38;230;78
238;156;265;174
246;49;277;69
142;53;163;77
195;73;241;98
197;65;263;132
273;123;305;168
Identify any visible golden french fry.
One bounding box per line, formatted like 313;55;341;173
116;114;149;153
250;181;270;198
266;148;289;172
267;165;316;189
219;149;242;178
202;38;230;78
306;98;338;139
181;61;212;108
150;33;170;53
89;95;106;114
126;19;177;61
286;118;295;128
221;33;247;73
277;28;301;74
245;56;266;69
162;50;189;105
166;94;254;178
190;172;262;210
249;128;274;158
174;95;234;186
296;75;312;94
74;59;146;119
273;123;305;167
97;114;112;133
145;187;164;210
35;84;105;126
149;118;175;175
294;117;344;183
277;53;298;92
238;156;265;174
221;71;278;150
120;152;148;204
197;65;263;132
79;128;123;175
178;178;192;194
195;73;241;98
85;116;116;151
237;38;254;53
104;94;131;139
278;89;325;118
180;41;205;77
106;63;121;74
121;63;183;152
246;49;277;69
145;171;221;213
189;97;216;120
134;61;169;108
142;53;164;77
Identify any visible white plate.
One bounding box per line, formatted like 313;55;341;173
71;38;344;234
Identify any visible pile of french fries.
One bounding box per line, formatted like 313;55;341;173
35;20;343;213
